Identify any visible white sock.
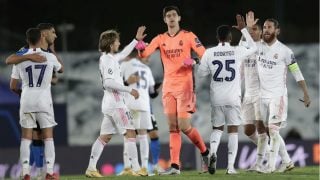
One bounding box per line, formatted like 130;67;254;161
138;134;149;168
256;133;268;165
44;138;55;174
123;137;131;169
269;128;281;171
279;136;291;164
36;167;42;176
227;133;238;169
20;138;31;176
88;138;106;171
210;129;223;155
126;138;140;171
248;132;258;145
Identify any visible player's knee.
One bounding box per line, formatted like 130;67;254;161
177;112;191;119
213;125;224;131
137;129;147;135
99;134;112;143
125;130;137;138
227;125;239;133
244;124;255;136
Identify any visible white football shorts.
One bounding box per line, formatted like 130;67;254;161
260;96;288;128
211;105;241;127
100;108;135;135
130;109;153;130
241;95;262;124
19;108;57;129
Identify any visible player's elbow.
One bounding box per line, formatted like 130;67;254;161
5;55;14;65
58;66;64;73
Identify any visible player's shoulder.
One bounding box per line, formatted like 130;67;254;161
276;40;293;53
16;46;30;56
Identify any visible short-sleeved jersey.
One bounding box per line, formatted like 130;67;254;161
99;39;138;112
11;48;61;113
198;29;256;106
141;30;205;93
120;58;155;111
239;40;262;97
257;40;295;98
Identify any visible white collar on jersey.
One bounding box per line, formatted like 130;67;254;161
262;39;279;48
218;42;231;46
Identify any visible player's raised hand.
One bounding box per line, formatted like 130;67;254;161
130;89;139;99
232;14;246;30
27;53;47;63
135;26;147;41
246;11;258;28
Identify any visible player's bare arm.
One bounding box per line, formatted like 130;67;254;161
49;44;64;73
5;53;46;65
126;74;140;85
51;71;59;85
9;78;21;96
298;80;311;107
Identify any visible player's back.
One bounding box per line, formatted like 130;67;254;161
121;58;155;111
13;48;61;113
200;43;244;106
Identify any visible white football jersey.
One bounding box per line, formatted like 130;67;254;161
121;58;155;111
239;40;262;97
11;48;61;113
198;29;256;106
257;40;295;98
99;39;138;112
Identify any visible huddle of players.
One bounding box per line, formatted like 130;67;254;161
6;24;62;180
8;5;311;179
85;7;310;177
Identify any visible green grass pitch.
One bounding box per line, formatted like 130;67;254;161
60;166;319;180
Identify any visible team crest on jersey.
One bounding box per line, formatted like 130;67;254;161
273;53;278;59
108;68;113;75
179;40;183;46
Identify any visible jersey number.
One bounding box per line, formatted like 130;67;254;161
134;70;147;89
212;60;235;82
25;65;47;87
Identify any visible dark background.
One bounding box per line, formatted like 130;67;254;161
0;0;318;52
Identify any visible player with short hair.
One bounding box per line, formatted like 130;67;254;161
257;18;310;173
198;11;258;175
10;28;62;180
239;23;271;172
6;23;62;179
119;50;160;176
85;26;146;178
139;5;209;175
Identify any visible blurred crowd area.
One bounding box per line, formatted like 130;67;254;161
0;0;318;52
0;44;318;146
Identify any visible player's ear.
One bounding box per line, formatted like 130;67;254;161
276;28;280;35
177;16;181;22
